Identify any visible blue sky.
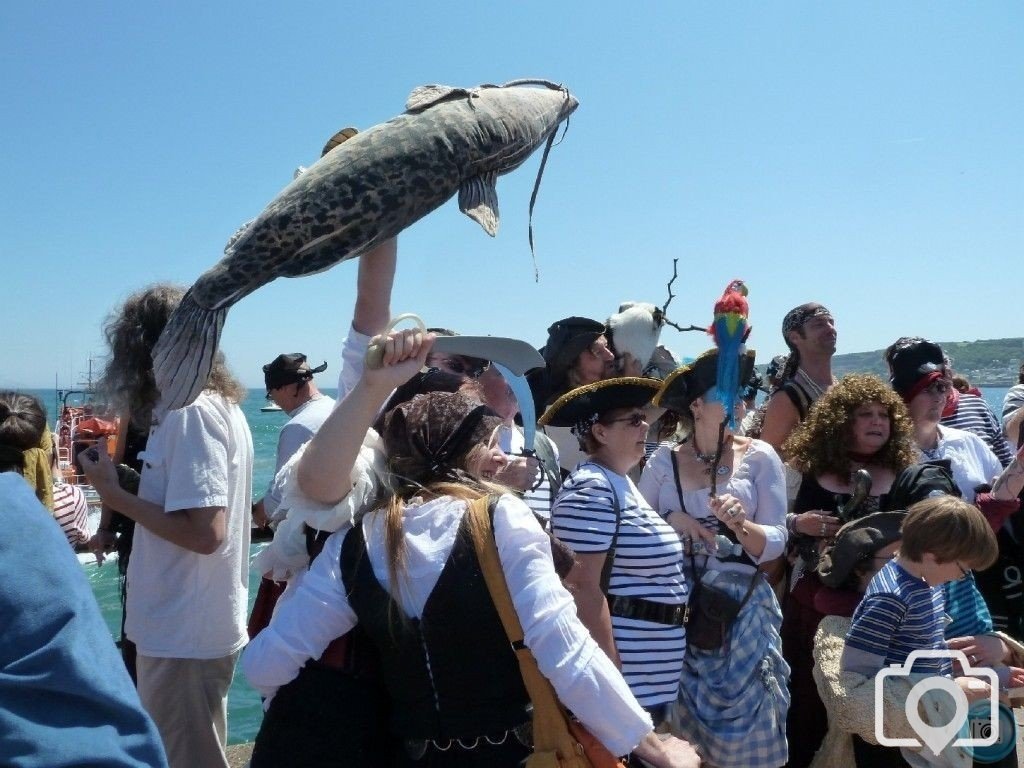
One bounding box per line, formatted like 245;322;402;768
2;2;1021;389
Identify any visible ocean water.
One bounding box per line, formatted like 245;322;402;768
31;385;1016;745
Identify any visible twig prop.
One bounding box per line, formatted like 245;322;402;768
660;258;706;333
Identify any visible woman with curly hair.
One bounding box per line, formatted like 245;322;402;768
779;373;916;768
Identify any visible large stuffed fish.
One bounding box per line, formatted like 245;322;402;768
152;79;579;412
708;279;750;429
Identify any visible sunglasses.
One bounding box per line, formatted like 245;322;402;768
602;412;647;428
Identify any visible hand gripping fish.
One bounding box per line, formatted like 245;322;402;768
151;79;579;413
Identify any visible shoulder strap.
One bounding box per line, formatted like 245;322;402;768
780;380;811;420
465;496;587;763
669;447;687;516
588;464;622;596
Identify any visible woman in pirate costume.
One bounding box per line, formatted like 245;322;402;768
637;349;790;768
242;331;699;768
779;374;917;767
544;377;689;726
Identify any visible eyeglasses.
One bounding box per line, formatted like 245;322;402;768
924;380;952;396
602;412;647;428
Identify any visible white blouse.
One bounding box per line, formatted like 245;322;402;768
637;439;788;574
242;493;653;757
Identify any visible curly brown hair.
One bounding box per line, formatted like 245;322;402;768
783;373;916;477
98;284;245;428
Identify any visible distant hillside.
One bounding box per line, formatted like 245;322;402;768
830;337;1024;386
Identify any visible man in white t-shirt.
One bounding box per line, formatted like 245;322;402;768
253;354;335;526
80;284;254;768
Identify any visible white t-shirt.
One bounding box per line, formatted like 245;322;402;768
127;391;254;659
264;393;336;520
922;424;1004;502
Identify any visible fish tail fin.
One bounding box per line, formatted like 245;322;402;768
151;289;227;414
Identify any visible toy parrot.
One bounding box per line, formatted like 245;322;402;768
708;279;750;429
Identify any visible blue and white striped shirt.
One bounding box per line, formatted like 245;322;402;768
552;462;688;706
845;560;950;675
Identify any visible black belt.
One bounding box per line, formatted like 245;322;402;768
608;595;688;626
403;722;532;759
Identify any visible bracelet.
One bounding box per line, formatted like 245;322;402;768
786;513;798;536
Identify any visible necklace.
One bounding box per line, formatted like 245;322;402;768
691;433;732;477
796;368;830;401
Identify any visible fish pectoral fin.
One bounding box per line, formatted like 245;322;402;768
405;84;474;113
458;172;499;237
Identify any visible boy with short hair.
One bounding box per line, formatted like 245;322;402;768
842;495;999;680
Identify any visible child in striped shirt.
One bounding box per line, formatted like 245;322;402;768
841;494;999;682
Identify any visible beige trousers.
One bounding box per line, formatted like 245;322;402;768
136;652;240;768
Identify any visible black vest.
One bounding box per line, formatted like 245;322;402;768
340;512;530;740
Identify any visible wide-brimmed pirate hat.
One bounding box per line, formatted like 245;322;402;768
888;340;947;403
817;511;905;589
538;377;660;437
263;353;328;392
653;348;756;413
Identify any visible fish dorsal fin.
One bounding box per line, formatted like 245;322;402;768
321;127;359;157
405;84;474;113
458;172;499;236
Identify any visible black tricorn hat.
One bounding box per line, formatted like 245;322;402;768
817;511;905;589
653;349;756;413
263;353;328;391
538;377;659;430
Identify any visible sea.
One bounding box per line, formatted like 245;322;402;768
28;385;1015;745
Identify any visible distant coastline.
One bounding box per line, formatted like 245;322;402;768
827;337;1023;387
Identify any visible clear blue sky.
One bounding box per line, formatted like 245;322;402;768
2;2;1021;390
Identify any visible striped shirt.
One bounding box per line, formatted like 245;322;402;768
943;574;993;639
51;482;89;547
551;462;687;706
845;560;950;675
942;393;1014;467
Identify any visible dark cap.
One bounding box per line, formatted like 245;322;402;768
540;317;606;383
263;353;327;391
888;340;946;402
817;511;905;588
654;348;756;413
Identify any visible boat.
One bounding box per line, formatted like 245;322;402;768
260;402;283;412
52;359;119;531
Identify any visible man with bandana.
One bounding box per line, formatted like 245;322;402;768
253;354;336;528
758;302;837;454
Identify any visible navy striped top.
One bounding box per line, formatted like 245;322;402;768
551;462;688;706
845;560;950;675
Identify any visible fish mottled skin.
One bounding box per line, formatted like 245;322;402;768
152;81;578;413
